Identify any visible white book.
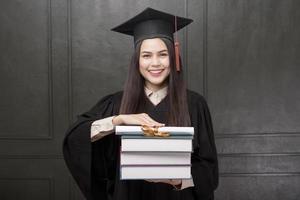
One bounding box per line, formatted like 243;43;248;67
120;165;191;180
121;152;191;165
116;126;194;136
121;138;192;152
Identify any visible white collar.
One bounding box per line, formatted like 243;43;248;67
144;86;168;98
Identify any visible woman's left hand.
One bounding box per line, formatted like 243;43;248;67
145;179;182;187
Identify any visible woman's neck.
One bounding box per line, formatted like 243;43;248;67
145;82;168;92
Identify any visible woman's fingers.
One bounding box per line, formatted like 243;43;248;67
141;113;164;126
144;179;181;186
145;179;168;183
120;113;165;126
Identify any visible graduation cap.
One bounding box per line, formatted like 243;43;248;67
111;7;193;71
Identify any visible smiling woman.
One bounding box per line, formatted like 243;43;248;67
139;38;171;91
63;7;218;200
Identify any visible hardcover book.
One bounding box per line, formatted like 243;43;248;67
121;152;191;165
116;125;194;180
116;126;194;136
120;165;191;180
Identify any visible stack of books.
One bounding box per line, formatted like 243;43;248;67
116;126;194;180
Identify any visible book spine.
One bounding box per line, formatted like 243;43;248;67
120;165;192;180
121;164;192;167
121;135;193;139
121;139;193;152
116;126;194;135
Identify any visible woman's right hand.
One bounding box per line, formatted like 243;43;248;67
112;113;164;127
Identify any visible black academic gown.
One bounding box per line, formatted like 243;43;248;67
63;90;218;200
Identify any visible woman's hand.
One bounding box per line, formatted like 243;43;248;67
112;113;165;127
145;179;182;188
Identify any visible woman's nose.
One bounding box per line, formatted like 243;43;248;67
151;56;160;66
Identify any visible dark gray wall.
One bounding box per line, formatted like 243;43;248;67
0;0;299;199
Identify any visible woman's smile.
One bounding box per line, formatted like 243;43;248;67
148;69;165;77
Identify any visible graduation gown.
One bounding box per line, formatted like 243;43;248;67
63;90;218;200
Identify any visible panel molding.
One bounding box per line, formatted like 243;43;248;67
0;155;64;159
67;0;73;125
2;153;300;159
216;133;300;155
68;176;73;200
47;0;54;140
1;152;300;159
203;0;208;99
218;152;300;157
0;0;54;140
0;177;54;200
215;132;300;138
69;176;84;200
220;172;300;177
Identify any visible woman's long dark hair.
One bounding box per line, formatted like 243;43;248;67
119;38;191;126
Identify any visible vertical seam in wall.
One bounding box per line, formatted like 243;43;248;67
203;0;208;100
48;0;54;138
184;0;188;83
67;0;73;125
68;176;73;200
50;176;55;200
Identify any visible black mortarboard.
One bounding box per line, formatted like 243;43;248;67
111;7;193;45
111;7;193;71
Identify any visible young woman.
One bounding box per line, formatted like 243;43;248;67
63;8;218;200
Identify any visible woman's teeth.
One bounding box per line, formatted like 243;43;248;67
149;69;163;74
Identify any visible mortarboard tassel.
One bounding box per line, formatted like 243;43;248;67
174;16;180;72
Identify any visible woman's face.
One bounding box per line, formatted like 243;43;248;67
139;38;170;91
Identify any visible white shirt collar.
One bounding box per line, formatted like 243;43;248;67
144;86;168;105
144;86;168;97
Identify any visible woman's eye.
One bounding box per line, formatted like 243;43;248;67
160;53;168;57
142;54;151;58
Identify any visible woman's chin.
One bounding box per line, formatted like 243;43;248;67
145;79;167;89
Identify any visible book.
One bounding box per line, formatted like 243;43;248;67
117;125;194;180
121;138;192;152
121;135;193;139
120;165;191;180
120;152;191;165
116;126;194;136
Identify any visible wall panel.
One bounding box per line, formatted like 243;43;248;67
206;0;300;199
215;175;300;200
0;0;52;139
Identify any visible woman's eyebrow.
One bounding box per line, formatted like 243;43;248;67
159;49;168;53
141;51;152;54
141;49;168;54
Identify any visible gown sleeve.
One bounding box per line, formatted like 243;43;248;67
189;92;219;200
62;93;119;200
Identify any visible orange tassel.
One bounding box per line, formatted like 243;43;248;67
175;41;180;71
174;16;180;72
